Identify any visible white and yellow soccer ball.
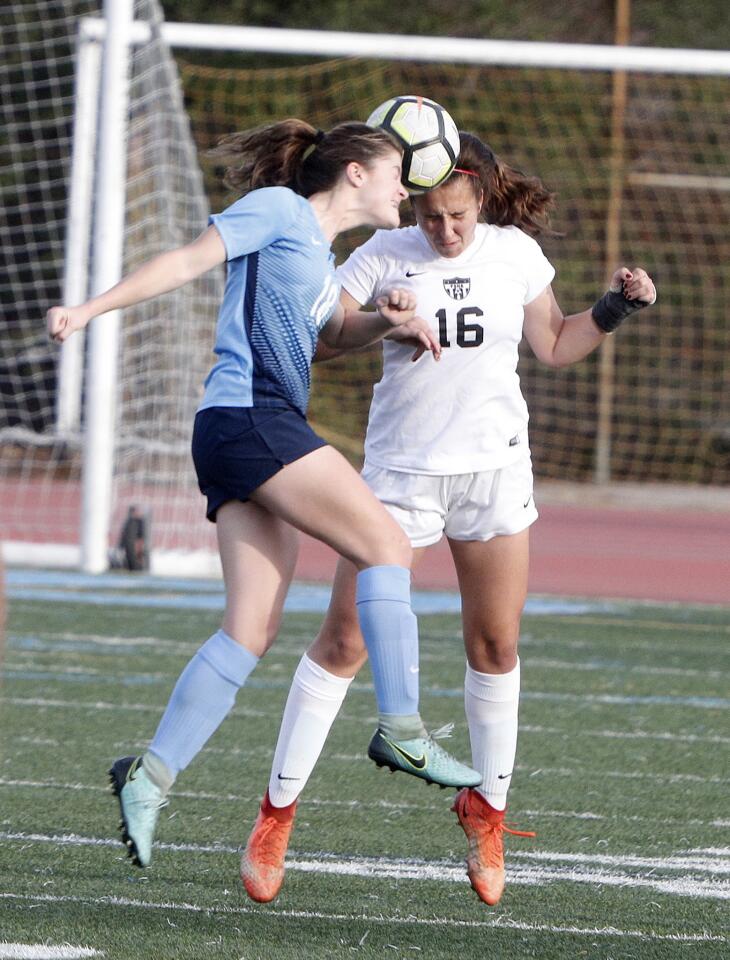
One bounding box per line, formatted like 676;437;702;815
366;95;460;194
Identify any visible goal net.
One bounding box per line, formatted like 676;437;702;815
2;0;223;573
2;1;728;574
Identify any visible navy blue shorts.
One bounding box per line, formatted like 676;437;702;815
192;406;328;521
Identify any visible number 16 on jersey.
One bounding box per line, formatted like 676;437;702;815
436;307;484;348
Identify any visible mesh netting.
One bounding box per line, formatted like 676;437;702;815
1;2;728;566
182;56;729;483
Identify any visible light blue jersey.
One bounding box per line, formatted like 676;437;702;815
199;186;340;416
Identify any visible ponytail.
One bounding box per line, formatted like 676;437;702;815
209;119;400;198
451;132;556;237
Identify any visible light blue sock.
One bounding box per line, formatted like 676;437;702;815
355;565;420;718
149;628;258;778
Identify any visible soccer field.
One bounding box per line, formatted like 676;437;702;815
1;572;728;959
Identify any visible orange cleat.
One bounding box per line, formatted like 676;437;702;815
451;788;535;905
240;791;297;903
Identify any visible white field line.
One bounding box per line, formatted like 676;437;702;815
517;690;729;709
519;725;730;745
0;946;102;959
1;747;726;789
0;696;272;720
9;738;278;759
520;658;725;679
290;858;730;902
10;614;730;658
526;637;728;655
3;665;169;680
0;893;724;945
7;625;730;704
4;830;728;879
517;764;729;785
11;630;320;650
1;831;729;906
529;616;730;635
11;626;730;663
2;750;729;797
5;670;730;711
322;754;727;786
8;645;727;683
5;720;730;762
8;633;197;654
1;776;727;828
13;736;62;746
510;848;730;875
1;696;163;713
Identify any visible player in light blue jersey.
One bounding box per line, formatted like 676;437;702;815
46;118;481;877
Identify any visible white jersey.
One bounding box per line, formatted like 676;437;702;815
337;222;555;474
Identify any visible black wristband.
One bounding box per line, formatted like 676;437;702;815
591;288;651;334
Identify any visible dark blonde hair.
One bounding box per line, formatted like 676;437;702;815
415;131;556;237
209;119;401;197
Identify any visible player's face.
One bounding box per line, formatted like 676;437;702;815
413;178;482;258
361;149;409;228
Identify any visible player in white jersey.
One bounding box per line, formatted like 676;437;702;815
244;131;657;905
45;119;483;874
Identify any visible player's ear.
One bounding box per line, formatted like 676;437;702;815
344;161;365;187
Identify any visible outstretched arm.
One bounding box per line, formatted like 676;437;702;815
318;289;440;360
47;225;227;343
524;266;656;368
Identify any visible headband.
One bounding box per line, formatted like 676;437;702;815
453;167;479;178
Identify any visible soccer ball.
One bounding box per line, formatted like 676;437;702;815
366;95;460;194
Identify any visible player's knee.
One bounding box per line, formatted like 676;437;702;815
390;529;413;568
468;627;519;674
328;638;368;675
311;618;366;674
364;524;412;570
488;647;519;673
223;607;281;657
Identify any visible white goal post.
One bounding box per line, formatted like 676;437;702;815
81;17;730;74
2;0;729;576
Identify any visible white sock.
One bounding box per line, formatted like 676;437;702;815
267;653;353;808
464;659;521;811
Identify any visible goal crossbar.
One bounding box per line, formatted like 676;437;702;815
79;18;730;76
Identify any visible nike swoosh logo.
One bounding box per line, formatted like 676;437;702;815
405;270;426;277
127;757;142;782
277;773;300;781
409;665;419;674
497;772;512;780
311;236;324;246
385;737;427;770
523;495;532;508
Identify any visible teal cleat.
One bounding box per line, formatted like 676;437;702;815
108;756;168;868
367;724;481;789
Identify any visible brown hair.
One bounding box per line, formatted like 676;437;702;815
421;131;556;237
209;119;401;197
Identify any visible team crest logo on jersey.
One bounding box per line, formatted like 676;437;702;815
443;277;471;300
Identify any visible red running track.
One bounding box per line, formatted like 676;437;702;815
294;494;730;606
1;478;728;604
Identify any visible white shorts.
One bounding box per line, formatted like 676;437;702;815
362;453;538;548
